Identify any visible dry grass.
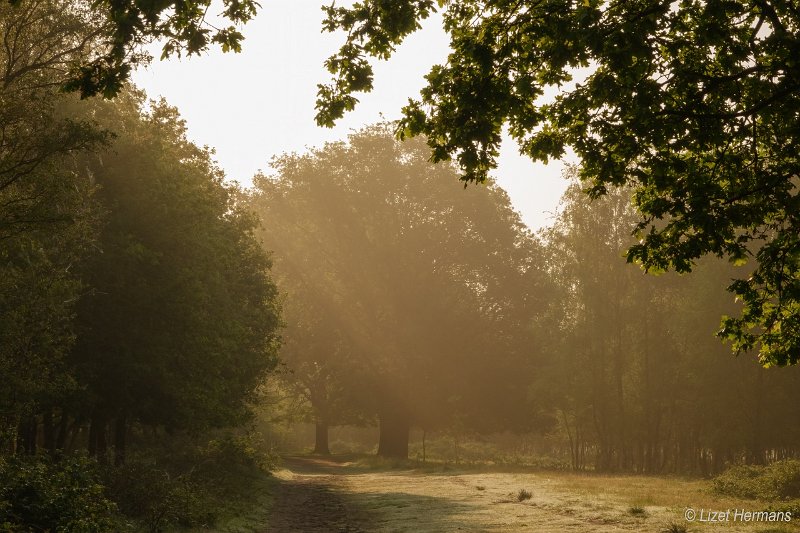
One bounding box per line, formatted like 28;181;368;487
328;466;800;532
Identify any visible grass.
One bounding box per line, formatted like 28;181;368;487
172;453;800;532
332;459;800;532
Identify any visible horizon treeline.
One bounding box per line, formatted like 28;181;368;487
251;130;800;476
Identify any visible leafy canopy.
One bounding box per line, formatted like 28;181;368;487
251;126;549;436
6;0;259;98
316;0;800;366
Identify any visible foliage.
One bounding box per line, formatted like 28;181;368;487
3;0;260;99
103;431;274;532
250;125;550;457
105;459;211;532
536;170;800;473
516;488;532;502
317;0;800;365
0;6;283;529
0;455;116;533
713;460;800;500
0;0;112;449
70;90;281;438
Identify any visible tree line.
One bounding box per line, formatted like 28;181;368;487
0;0;280;464
251;130;800;475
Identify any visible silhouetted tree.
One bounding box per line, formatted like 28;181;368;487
251;126;550;458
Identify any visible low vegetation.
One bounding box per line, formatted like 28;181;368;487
713;460;800;500
0;433;275;533
0;455;116;533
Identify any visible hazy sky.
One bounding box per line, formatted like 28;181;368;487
132;1;575;231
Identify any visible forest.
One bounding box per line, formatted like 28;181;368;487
2;0;800;532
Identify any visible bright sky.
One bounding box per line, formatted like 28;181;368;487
131;1;574;231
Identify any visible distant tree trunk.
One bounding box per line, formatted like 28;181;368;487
42;407;55;454
377;407;409;459
18;417;37;455
55;412;68;451
66;419;81;453
561;409;579;471
5;416;18;454
114;415;127;466
88;416;97;457
313;420;331;455
89;414;108;463
749;371;765;465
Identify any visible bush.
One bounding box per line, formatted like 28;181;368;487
103;459;214;533
103;430;275;532
0;455;116;533
713;460;800;500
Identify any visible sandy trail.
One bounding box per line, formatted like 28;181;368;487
264;456;800;533
264;456;367;532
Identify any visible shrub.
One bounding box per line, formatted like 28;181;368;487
103;430;274;532
517;488;532;501
713;460;800;500
764;460;800;499
103;459;215;533
0;455;116;533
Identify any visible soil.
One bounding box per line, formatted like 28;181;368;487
264;456;368;533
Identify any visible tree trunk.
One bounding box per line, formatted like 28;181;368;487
55;412;68;451
89;414;108;463
114;415;127;466
313;420;330;455
377;408;410;459
88;416;97;457
42;408;55;455
18;417;37;455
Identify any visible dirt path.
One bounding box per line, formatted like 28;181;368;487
264;456;367;533
264;456;800;533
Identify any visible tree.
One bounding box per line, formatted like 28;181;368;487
0;0;108;239
67;91;281;463
316;0;800;366
251;126;549;458
0;0;107;451
539;169;800;473
27;0;257;98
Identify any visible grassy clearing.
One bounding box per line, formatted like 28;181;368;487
167;454;800;532
324;458;800;532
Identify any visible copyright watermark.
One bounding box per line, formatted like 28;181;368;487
684;507;792;523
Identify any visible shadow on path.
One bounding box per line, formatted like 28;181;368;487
264;455;480;533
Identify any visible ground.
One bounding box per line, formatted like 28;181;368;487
261;455;800;533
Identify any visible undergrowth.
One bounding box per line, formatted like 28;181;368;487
0;454;117;533
105;430;277;533
713;460;800;500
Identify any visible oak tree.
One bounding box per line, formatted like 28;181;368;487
251;126;548;458
316;0;800;365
